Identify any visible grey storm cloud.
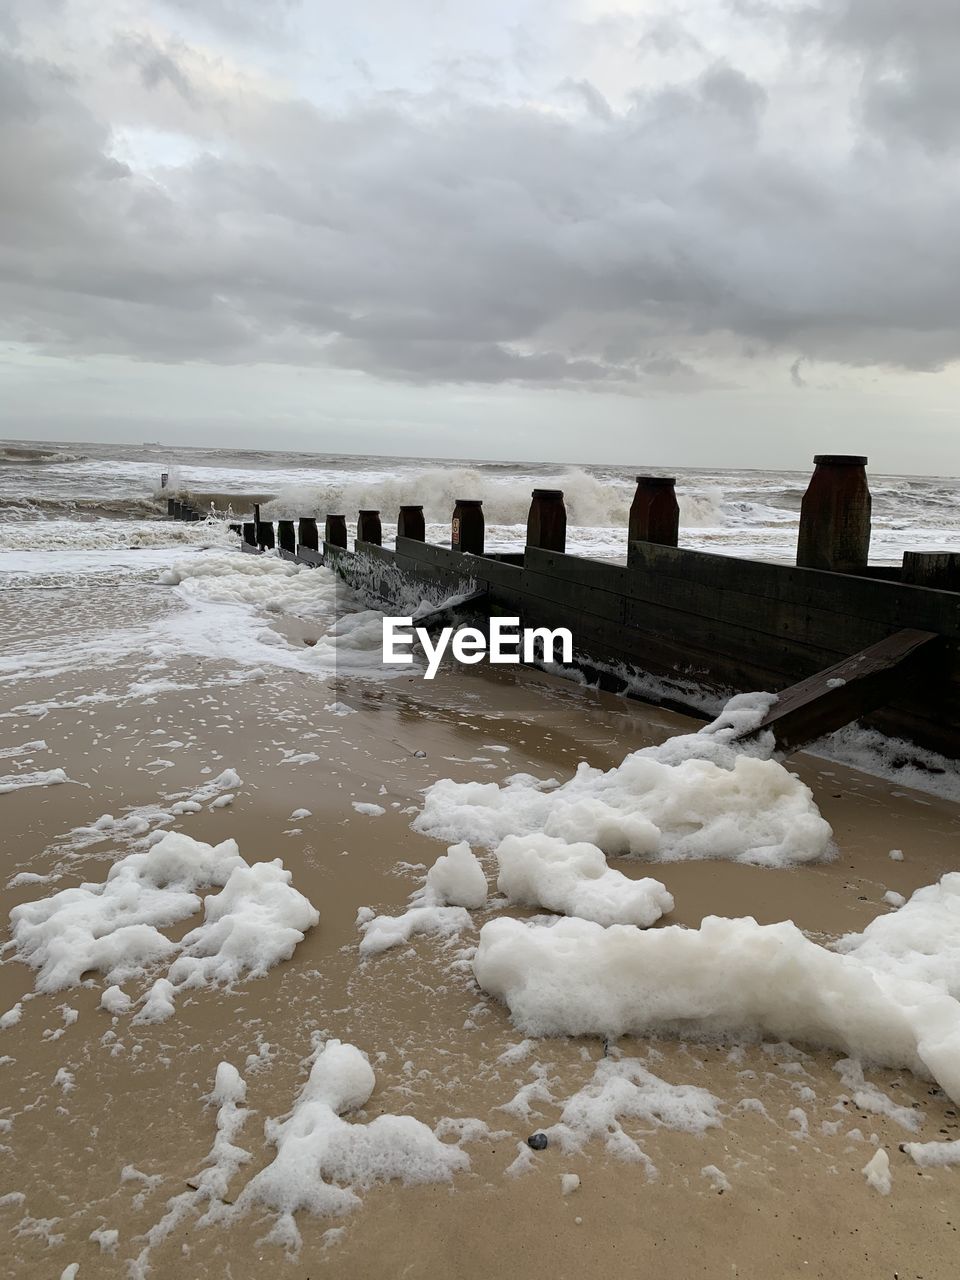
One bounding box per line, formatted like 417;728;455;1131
3;1;960;391
792;0;960;151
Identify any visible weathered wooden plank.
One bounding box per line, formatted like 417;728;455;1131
747;629;941;754
555;606;804;696
295;545;325;567
395;537;459;568
521;546;960;667
627;572;889;659
520;565;850;678
466;557;525;591
520;567;625;624
355;539;390;559
532;544;937;634
528;545;960;642
622;543;960;638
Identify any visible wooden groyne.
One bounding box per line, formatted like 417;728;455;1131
166;457;960;761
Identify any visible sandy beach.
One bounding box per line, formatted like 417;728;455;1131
2;599;959;1278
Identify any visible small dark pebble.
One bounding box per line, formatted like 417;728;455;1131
527;1132;548;1151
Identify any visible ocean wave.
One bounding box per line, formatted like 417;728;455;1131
0;445;88;465
0;517;236;555
0;494;166;522
256;467;733;529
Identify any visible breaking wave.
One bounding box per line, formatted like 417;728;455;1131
0;494;166;522
0;517;236;555
0;445;89;465
257;467;730;529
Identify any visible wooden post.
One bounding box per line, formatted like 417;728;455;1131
797;455;871;573
452;499;484;555
325;514;347;548
242;522;257;546
902;552;960;592
277;520;296;553
526;489;566;553
167;498;177;518
397;505;426;541
298;517;319;552
357;509;382;546
257;520;275;550
627;476;679;565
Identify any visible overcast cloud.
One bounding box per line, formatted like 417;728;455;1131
2;0;959;469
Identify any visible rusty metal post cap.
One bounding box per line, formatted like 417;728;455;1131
813;455;868;466
531;488;564;498
454;498;483;506
634;475;676;486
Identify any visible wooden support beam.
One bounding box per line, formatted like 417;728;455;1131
746;628;940;754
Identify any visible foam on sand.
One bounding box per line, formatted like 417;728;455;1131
357;904;471;957
0;768;70;794
424;841;488;909
472;910;960;1103
837;872;960;995
496;833;673;927
129;1060;252;1278
357;843;486;956
7;831;318;1017
415;694;832;868
862;1149;892;1194
902;1138;960;1168
228;1039;469;1252
545;1055;722;1167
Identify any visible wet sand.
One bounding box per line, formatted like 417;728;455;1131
2;651;960;1279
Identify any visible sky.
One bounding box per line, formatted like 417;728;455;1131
2;0;960;472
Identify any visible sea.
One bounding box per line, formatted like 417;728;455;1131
3;438;959;576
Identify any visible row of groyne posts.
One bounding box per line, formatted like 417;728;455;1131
167;455;960;590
